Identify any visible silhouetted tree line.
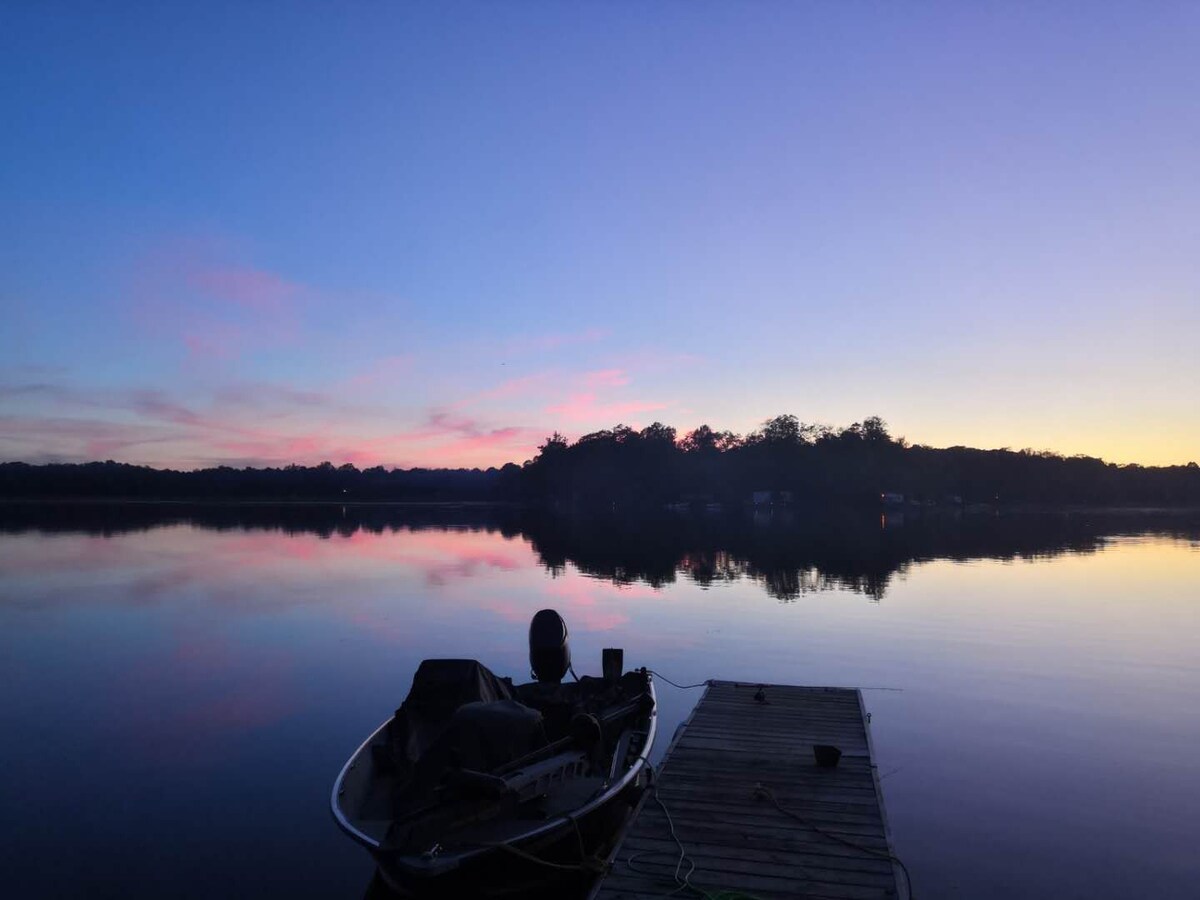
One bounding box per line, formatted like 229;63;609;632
2;415;1198;506
521;415;1200;509
0;460;523;502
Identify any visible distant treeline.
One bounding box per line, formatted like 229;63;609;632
522;416;1200;508
2;415;1198;507
0;460;521;501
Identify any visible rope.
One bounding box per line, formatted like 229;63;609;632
622;769;913;900
646;670;710;690
493;841;597;873
483;810;608;875
623;766;764;900
754;783;915;900
624;787;698;896
646;673;903;693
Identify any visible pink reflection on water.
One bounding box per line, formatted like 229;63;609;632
107;631;298;766
216;526;532;587
465;595;529;624
1;525;538;613
179;672;293;732
340;528;528;586
542;577;639;632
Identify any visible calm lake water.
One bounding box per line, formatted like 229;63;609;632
1;503;1198;899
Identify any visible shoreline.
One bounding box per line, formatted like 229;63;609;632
3;497;1200;515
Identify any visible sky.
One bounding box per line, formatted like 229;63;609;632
2;2;1198;469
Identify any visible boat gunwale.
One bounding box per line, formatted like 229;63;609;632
330;717;391;849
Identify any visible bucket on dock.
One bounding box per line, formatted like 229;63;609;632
813;744;842;768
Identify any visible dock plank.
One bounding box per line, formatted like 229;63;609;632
590;680;904;900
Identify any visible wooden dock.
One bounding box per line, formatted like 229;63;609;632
591;680;905;900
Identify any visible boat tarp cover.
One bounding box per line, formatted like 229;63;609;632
387;659;545;780
402;659;514;722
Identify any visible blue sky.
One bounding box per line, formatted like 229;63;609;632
2;3;1198;467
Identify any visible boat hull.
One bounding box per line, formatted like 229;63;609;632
374;763;650;897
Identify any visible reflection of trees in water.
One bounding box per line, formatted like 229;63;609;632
748;566;898;602
518;509;1200;602
677;550;741;588
3;502;1199;601
675;552;892;601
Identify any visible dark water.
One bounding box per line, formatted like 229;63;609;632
1;503;1198;899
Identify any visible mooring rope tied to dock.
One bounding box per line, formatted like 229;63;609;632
754;783;915;900
646;671;906;693
646;670;711;690
625;780;915;900
488;814;608;874
625;767;767;900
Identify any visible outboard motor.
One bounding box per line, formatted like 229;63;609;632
529;609;571;683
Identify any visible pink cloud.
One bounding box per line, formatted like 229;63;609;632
427;409;483;436
465;372;556;404
1;387;323;467
183;327;244;360
456;367;639;413
430;427;541;467
4;366;562;469
187;266;298;313
221;433;324;457
0;400;545;469
0;414;176;462
199;407;543;469
128;390;208;427
447;366;668;430
583;369;631;389
545;393;668;423
129;242;305;362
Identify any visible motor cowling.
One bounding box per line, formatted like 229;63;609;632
529;609;570;683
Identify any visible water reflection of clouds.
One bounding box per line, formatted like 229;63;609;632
0;526;537;614
99;630;299;766
542;578;629;631
543;576;668;632
339;558;657;643
221;527;533;588
319;551;671;648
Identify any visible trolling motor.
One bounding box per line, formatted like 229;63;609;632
529;609;571;683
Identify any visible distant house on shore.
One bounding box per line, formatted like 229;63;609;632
880;491;905;506
751;490;793;507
